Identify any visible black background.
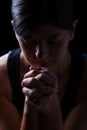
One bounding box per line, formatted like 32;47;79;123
0;0;87;55
0;0;18;55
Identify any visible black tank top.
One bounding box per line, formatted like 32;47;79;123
7;48;85;121
7;48;25;117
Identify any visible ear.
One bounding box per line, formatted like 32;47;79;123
11;20;19;40
11;20;14;27
73;19;78;30
70;19;78;41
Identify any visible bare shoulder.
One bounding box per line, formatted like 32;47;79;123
0;54;21;130
0;53;12;101
64;55;87;129
64;99;87;130
0;53;8;72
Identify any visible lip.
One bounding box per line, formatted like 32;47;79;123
30;60;49;68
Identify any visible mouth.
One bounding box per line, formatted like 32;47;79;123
30;60;50;69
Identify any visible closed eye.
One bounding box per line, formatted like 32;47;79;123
47;36;63;47
24;40;38;47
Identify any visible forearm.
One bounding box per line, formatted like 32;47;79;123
38;94;63;130
39;109;63;130
20;102;39;130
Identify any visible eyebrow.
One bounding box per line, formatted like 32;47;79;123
22;35;33;44
23;32;61;43
23;35;32;40
48;33;59;39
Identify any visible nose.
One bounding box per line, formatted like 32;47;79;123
35;39;49;60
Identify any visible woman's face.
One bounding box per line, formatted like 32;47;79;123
16;23;74;71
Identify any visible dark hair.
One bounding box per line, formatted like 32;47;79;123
11;0;74;37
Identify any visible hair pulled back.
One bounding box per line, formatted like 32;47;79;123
11;0;74;37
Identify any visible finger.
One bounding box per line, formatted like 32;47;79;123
22;87;43;104
21;77;40;88
24;96;35;111
29;66;48;72
34;73;43;80
24;69;40;78
37;85;58;96
30;91;43;104
24;99;42;112
24;68;48;78
36;73;57;88
22;87;33;96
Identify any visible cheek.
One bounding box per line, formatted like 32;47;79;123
49;46;62;56
20;45;35;63
49;44;68;60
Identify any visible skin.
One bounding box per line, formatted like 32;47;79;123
0;20;87;130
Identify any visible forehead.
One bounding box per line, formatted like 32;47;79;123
23;23;68;40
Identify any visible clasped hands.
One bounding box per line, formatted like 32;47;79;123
21;67;59;113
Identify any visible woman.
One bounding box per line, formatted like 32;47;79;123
0;0;87;130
